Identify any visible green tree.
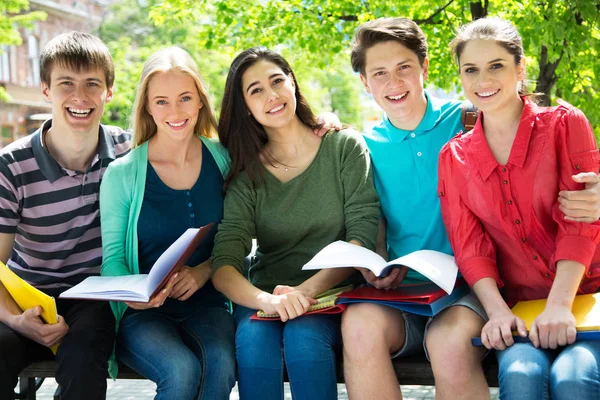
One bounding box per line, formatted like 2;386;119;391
152;0;600;134
100;0;364;129
0;0;46;100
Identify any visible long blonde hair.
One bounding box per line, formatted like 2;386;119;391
131;47;218;147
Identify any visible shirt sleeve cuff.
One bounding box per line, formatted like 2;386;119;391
460;256;503;289
555;235;596;271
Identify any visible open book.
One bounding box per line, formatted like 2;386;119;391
60;223;213;302
302;241;458;294
0;261;59;354
252;285;353;320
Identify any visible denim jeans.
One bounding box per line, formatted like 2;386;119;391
234;305;342;400
496;341;600;400
116;303;236;400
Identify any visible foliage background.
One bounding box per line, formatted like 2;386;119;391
4;0;599;135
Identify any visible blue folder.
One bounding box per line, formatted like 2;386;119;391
336;283;469;317
471;331;600;346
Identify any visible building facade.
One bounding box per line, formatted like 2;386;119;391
0;0;108;147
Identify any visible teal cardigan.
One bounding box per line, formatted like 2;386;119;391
99;136;230;378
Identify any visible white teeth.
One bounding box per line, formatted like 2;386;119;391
477;91;498;97
268;104;284;113
68;108;91;117
167;120;186;127
387;93;407;100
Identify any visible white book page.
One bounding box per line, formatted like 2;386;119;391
60;275;149;301
302;241;387;273
146;228;200;293
389;250;458;294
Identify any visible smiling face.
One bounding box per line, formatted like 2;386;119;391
241;60;297;132
459;39;525;114
146;70;203;142
360;40;428;128
42;65;113;135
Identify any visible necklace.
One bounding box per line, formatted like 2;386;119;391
266;129;309;171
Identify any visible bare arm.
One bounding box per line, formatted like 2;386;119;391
213;265;317;322
472;277;528;350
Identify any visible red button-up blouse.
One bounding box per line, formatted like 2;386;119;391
438;97;600;306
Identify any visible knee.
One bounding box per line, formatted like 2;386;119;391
426;322;482;370
236;327;282;368
497;344;550;385
204;338;236;380
550;344;600;400
283;319;337;362
341;304;396;360
158;354;202;396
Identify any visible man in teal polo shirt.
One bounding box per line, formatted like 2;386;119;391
340;17;600;400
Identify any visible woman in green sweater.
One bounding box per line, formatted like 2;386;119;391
211;47;380;400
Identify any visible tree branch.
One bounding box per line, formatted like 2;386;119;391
414;0;456;24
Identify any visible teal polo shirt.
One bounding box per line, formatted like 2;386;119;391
363;92;464;283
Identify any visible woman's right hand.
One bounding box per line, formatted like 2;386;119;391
257;290;317;322
125;273;178;310
480;307;528;350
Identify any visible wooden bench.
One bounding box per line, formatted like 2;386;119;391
15;356;499;399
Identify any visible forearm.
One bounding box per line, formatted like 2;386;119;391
0;282;22;326
546;260;585;309
212;265;268;309
472;277;511;318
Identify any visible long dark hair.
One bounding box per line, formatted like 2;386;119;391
218;47;322;189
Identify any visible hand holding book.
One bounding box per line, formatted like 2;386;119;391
60;224;213;302
472;293;600;347
256;289;319;322
302;241;458;294
125;272;179;310
356;266;408;290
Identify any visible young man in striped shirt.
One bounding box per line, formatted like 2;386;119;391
0;32;130;399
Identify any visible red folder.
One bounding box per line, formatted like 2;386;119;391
338;278;466;305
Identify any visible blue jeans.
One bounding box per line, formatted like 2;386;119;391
235;305;342;400
116;304;236;400
496;341;600;400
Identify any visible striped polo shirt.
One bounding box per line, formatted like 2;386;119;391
0;120;131;294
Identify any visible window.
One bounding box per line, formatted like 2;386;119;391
28;36;40;86
0;46;10;82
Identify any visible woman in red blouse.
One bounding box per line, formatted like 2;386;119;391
439;17;600;400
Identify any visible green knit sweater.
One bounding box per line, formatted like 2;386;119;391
212;129;380;293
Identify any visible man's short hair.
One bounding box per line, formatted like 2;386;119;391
351;17;428;75
40;31;114;87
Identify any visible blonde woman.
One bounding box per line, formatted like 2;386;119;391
99;47;235;400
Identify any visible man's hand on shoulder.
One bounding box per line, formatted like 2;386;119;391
314;112;342;137
9;306;68;348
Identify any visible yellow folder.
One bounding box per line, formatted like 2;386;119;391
0;261;59;353
512;292;600;331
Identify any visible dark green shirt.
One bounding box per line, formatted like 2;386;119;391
212;129;380;293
